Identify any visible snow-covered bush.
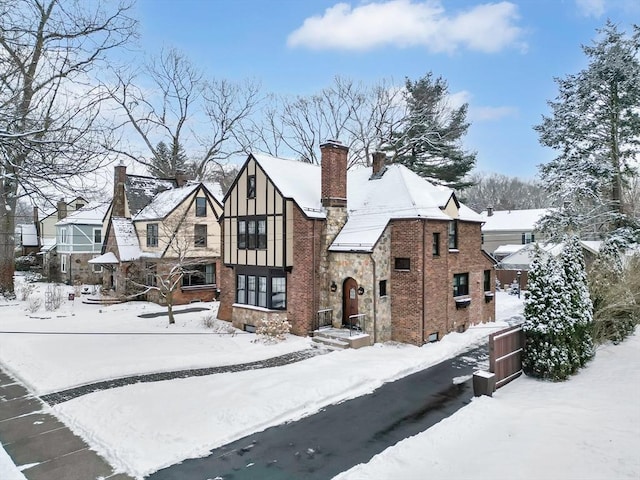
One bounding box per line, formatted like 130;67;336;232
255;318;292;343
26;295;42;313
201;313;236;335
560;235;595;366
589;242;639;344
522;247;576;381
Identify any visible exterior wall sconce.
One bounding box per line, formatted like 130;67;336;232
330;281;337;292
357;286;365;295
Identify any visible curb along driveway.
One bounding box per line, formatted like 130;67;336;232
148;343;489;480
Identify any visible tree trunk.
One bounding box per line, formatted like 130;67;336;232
0;196;17;295
167;291;175;324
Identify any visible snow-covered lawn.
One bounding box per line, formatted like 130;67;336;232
1;279;637;480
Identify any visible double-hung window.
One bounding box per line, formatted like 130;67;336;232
195;197;207;217
147;223;158;247
448;221;458;250
453;273;469;297
194;224;207;247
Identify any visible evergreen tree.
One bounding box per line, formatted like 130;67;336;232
535;21;640;242
388;73;476;189
148;141;190;178
559;235;595;367
522;247;576;381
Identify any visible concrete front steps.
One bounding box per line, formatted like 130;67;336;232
311;328;372;350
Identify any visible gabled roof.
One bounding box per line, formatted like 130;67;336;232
56;201;109;226
252;153;325;218
246;153;483;253
125;175;176;216
331;165;483;252
134;184;200;221
499;240;602;270
16;224;38;247
480;208;551;232
111;217;143;262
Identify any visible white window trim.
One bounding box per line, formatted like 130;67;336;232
60;254;68;273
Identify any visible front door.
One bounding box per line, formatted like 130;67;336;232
342;277;358;327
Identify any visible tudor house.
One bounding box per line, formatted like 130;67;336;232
92;164;223;304
218;141;496;346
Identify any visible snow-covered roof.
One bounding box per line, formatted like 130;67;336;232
331;165;481;252
499;240;602;270
134;184;199;221
40;238;56;252
56;201;109;226
88;252;119;264
202;181;224;204
481;208;551;232
111;217;143;262
252;153;325;218
125;175;176;216
17;224;38;246
493;244;526;256
250;154;483;253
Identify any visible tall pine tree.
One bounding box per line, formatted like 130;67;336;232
388;73;476;189
535;21;640;242
148;141;190;178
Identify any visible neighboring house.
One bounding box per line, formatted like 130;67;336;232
39;197;87;245
55;202;110;285
15;223;39;256
93;165;224;304
496;240;602;288
218;141;496;346
480;208;551;256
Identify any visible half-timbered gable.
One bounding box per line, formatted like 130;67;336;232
219;141;496;346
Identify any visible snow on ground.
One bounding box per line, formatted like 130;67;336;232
8;281;636;479
0;278;310;394
335;330;640;480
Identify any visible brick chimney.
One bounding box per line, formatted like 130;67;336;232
175;170;190;188
57;198;67;220
487;206;493;217
372;151;386;176
320;140;348;207
113;162;127;217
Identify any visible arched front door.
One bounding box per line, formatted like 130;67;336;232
342;277;358;327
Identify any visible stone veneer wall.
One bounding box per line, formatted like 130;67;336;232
62;252;104;286
371;228;392;342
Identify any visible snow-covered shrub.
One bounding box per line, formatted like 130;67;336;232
201;313;236;335
559;235;595;366
522;247;577;381
45;284;63;311
19;283;35;301
15;254;36;272
255;318;292;343
26;295;42;313
589;242;639;344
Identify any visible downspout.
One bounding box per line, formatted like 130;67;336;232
422;219;426;345
371;253;377;344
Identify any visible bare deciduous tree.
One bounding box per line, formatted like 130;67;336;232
0;0;137;295
108;48;261;180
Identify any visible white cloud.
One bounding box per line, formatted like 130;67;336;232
287;0;526;54
449;90;517;121
575;0;606;17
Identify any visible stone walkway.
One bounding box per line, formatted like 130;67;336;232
0;369;134;480
41;348;323;406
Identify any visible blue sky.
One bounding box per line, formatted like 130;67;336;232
132;0;639;179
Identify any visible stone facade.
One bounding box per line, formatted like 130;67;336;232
59;252;103;286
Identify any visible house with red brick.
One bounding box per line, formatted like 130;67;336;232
92;165;224;304
217;141;496;346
